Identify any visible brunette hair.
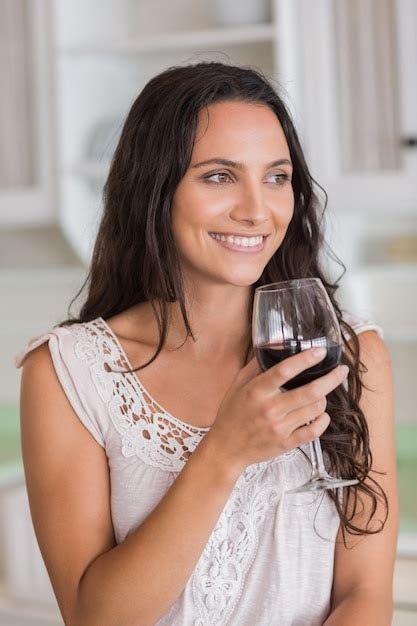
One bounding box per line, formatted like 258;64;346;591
62;61;387;540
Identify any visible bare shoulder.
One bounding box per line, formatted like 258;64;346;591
356;328;391;364
104;302;154;343
20;341;65;424
21;338;53;376
21;338;102;446
104;303;167;367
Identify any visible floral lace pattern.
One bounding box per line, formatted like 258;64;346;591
155;462;286;626
191;462;282;625
72;318;208;472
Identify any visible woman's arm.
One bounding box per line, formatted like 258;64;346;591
324;331;399;625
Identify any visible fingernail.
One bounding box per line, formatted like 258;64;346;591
340;365;349;377
312;347;326;358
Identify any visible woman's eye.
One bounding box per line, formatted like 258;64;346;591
204;172;232;184
268;173;291;185
203;172;291;185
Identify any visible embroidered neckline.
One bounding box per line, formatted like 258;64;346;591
96;316;302;463
72;319;209;471
98;316;211;433
72;317;301;469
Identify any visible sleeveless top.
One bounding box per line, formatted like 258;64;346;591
15;312;383;626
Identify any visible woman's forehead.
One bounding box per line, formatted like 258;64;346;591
193;101;290;160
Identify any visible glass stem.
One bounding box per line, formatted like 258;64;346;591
309;438;327;476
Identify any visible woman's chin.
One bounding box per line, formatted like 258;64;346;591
221;270;265;287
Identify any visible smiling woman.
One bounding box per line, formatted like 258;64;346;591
170;101;294;287
16;62;397;626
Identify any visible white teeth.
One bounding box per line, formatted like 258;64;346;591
209;233;263;247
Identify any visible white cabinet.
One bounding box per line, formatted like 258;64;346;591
0;0;56;227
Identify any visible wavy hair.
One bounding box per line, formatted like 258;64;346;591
62;61;387;541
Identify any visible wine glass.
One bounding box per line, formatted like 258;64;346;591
252;278;359;493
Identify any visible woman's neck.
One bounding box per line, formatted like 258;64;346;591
127;286;253;362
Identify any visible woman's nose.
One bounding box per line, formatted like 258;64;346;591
229;182;270;226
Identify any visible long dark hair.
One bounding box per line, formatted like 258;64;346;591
62;61;387;541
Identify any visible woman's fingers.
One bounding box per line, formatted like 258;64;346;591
270;397;327;438
289;412;331;449
213;347;348;468
264;366;347;438
285;397;327;432
279;363;349;413
270;364;348;449
252;347;327;397
248;347;348;408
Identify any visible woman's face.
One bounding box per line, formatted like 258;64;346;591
171;100;295;288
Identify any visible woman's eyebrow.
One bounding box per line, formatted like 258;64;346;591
191;157;293;169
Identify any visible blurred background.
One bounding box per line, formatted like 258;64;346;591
0;0;416;624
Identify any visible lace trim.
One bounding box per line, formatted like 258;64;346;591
191;462;283;625
72;319;208;472
155;462;289;626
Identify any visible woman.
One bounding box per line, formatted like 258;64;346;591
17;62;398;625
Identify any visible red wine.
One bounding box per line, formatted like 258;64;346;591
255;340;342;390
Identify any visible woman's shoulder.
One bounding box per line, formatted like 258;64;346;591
15;318;101;369
103;302;160;348
17;317;109;448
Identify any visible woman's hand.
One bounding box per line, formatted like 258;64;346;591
208;347;349;473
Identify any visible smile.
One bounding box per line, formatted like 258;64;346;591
208;232;266;253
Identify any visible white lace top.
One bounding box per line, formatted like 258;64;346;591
15;313;382;626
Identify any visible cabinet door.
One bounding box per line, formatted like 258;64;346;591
275;0;417;215
0;0;55;226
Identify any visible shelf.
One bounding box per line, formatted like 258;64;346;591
58;23;275;55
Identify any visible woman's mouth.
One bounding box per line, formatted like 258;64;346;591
208;232;267;253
